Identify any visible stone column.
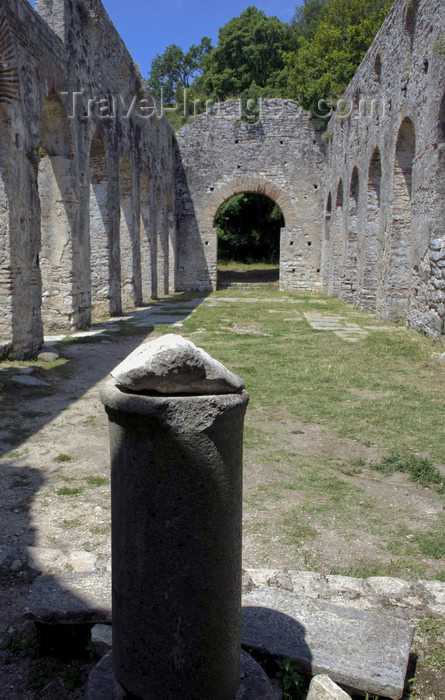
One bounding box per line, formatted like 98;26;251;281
100;335;248;700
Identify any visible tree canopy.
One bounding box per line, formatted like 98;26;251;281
201;7;292;99
147;0;393;125
285;0;393;114
147;37;212;106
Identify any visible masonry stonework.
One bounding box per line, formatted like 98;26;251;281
175;100;326;293
323;0;445;341
0;0;444;358
0;0;176;358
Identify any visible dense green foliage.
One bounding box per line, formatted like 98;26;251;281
147;37;212;106
215;193;284;263
285;0;393;115
147;0;393;124
147;0;393;257
200;7;293;100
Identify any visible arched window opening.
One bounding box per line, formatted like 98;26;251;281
438;91;445;142
215;192;283;283
38;94;77;332
404;0;419;49
374;54;382;83
326;192;332;215
336;180;343;209
350;168;359;211
89;132;110;321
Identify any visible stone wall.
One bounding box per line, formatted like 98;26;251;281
322;0;445;341
0;0;176;358
175;100;327;292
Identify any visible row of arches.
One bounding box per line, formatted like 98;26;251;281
38;94;175;334
323;117;416;323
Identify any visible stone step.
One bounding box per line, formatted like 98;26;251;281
26;569;416;699
26;572;111;625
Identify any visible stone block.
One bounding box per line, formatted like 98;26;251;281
242;588;414;699
91;624;112;657
307;675;351;699
26;572;111;624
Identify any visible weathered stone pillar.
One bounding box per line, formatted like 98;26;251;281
100;335;248;700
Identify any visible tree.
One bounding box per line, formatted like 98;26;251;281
284;0;393;115
147;37;212;106
201;7;291;100
291;0;329;40
216;193;284;263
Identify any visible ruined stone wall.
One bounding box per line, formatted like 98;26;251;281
175;100;326;292
0;0;176;358
1;0;445;357
323;0;445;341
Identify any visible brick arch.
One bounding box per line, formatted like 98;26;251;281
200;176;298;230
0;11;20;106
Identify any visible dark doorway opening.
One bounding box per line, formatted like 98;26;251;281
215;192;283;286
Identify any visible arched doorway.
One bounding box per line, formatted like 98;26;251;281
140;170;157;300
199;176;318;291
38;94;77;332
386;118;415;322
89;132;111;321
215;192;283;285
329;180;343;296
358;149;381;312
119;156;141;309
342;169;359;302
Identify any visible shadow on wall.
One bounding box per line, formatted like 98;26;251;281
174;140;214;292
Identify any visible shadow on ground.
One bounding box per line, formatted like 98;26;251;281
217;267;279;287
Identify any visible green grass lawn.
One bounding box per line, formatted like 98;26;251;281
162;283;445;588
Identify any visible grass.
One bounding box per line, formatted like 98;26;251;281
85;476;109;487
56;486;83;496
370;452;445;491
61;518;82;529
415;616;445;671
55;453;72;462
173;284;445;581
179;287;445;460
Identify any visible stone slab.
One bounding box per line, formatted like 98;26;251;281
138;314;187;324
11;375;49;387
26;572;111;624
242;588;414;700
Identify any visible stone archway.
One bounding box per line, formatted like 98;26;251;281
38;93;78;332
199;176;319;291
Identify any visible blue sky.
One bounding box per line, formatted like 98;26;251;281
101;0;302;76
30;1;302;77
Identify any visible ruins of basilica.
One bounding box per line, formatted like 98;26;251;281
0;0;444;358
